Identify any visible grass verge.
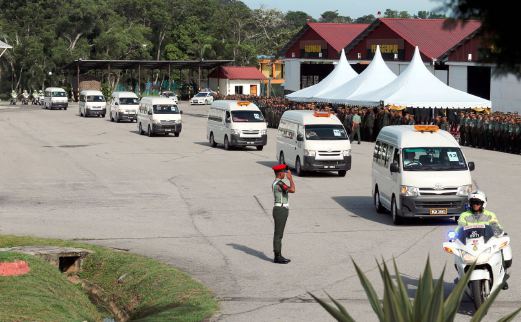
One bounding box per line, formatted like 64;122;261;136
0;235;218;322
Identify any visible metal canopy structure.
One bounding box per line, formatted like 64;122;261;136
0;39;12;58
62;59;233;72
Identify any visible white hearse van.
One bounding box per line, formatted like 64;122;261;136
276;110;352;177
79;90;106;117
109;91;139;122
137;97;182;137
207;100;267;150
372;125;475;225
43;87;68;110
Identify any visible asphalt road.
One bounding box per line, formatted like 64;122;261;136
1;102;520;321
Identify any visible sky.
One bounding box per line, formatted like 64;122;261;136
241;0;443;19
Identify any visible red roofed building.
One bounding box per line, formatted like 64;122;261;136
209;66;266;96
280;22;369;93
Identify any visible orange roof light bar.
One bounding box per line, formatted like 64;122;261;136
237;101;250;106
313;111;331;117
414;125;439;133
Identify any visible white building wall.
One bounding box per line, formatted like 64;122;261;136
434;70;448;84
283;59;301;92
490;71;521;113
448;65;467;92
223;79;262;96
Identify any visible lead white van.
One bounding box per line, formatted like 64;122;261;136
276;110;352;177
207;100;267;150
109;91;139;122
79;90;106;117
372;125;475;225
137;97;182;136
43;87;68;110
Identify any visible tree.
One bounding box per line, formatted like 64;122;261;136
399;11;411;18
354;14;376;24
441;0;521;76
320;10;352;23
285;11;312;29
384;9;399;18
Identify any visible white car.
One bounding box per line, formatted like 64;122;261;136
161;91;178;104
191;92;214;105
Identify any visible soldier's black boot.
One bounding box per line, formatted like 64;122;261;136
274;252;291;264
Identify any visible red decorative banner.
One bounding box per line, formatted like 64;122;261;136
0;260;31;276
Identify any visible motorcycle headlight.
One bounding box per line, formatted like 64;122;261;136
457;184;473;197
400;185;419;197
343;149;351;157
304;149;316;157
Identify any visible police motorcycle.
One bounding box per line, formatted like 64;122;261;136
37;90;44;106
9;90;17;105
443;224;512;309
21;90;30;105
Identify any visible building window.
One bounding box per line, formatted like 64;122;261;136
234;86;243;94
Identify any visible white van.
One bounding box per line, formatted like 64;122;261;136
137;97;182;137
79;90;106;117
276;110;351;177
207;100;267;150
109;91;139;122
372;125;475;225
43;87;68;110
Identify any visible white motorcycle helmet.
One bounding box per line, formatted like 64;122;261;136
468;190;487;209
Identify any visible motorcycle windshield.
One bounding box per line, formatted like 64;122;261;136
458;225;494;244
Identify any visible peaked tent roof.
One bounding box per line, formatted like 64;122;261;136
346;46;491;109
208;66;266;80
286;49;358;102
315;45;397;103
346;18;481;60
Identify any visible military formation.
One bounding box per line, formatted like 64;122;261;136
223;94;521;155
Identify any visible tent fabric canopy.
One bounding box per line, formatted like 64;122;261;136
315;45;397;103
346;46;491;109
0;40;12;49
286;49;358;102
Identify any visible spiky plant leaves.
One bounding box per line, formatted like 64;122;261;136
497;307;521;322
443;262;476;321
392;258;413;321
352;259;384;320
308;292;355;322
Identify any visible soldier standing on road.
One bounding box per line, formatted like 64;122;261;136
351;110;362;144
271;164;295;264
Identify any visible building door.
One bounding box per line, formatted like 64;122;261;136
250;85;257;96
467;66;491;99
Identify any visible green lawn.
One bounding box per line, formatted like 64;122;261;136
0;235;219;322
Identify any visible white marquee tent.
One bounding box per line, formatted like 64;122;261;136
286;49;358;102
315;45;397;103
346;46;492;109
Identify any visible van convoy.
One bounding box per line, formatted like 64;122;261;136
43;87;68;110
109;91;139;122
276;110;352;177
207;100;267;150
372;125;475;225
137;96;182;137
79;90;106;117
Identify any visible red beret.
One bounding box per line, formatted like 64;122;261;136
272;164;287;171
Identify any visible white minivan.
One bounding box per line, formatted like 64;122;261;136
137;97;182;137
207;100;267;150
372;125;475;225
109;91;139;122
43;87;68;110
79;90;106;117
276;110;352;177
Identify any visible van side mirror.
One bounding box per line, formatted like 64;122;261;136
225;117;231;123
390;162;400;173
296;134;304;141
115;102;119;105
468;161;475;171
180;110;183;114
148;110;153;116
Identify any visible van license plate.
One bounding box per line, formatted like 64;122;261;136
429;208;448;215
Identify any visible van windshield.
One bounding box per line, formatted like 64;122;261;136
231;110;264;122
87;95;105;102
52;91;66;97
153;105;179;114
119;97;139;105
305;125;348;140
402;147;468;171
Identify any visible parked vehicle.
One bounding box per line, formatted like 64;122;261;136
79;90;106;117
207;100;267;150
44;87;68;110
137;97;182;137
276;110;351;177
191;92;214;105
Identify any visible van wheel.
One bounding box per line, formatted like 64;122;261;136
374;188;385;213
224;136;230;150
391;196;404;225
279;152;285;164
79;109;83;117
295;157;304;176
110;113;114;122
116;113;120;123
138;123;144;135
209;133;217;147
174;132;180;137
338;170;347;177
256;146;263;151
64;107;67;110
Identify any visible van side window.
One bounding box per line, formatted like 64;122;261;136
208;108;223;122
373;141;381;162
392;148;400;165
279;121;295;139
384;144;393;166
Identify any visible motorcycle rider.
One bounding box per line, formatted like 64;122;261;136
10;90;17;105
22;89;29;104
458;190;512;289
